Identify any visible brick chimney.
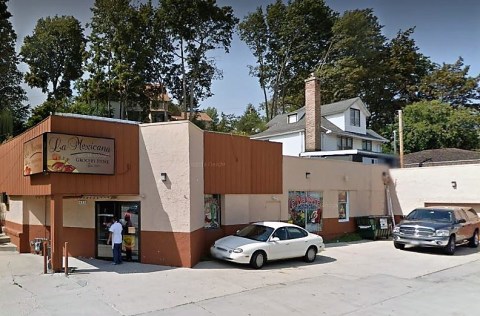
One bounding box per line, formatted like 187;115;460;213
304;74;321;152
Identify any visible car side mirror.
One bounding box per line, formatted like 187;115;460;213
458;219;466;224
270;237;280;242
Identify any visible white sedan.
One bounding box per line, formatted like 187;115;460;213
210;221;325;269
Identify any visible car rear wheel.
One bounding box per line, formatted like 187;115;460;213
468;230;479;248
444;236;456;255
304;246;317;263
394;242;405;250
250;251;266;269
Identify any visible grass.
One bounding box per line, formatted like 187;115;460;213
324;232;363;244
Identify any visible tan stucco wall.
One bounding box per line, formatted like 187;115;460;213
188;123;205;231
282;156;389;219
222;157;389;225
5;197;24;224
390;164;480;214
25;196;49;225
63;199;95;228
139;121;201;233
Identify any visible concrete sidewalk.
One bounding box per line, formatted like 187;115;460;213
1;240;480;315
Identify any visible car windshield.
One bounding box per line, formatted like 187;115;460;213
406;209;453;222
235;224;274;242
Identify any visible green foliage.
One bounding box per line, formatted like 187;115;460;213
160;0;238;115
418;57;480;107
318;9;389;129
402;101;480;153
26;99;66;128
239;0;335;120
0;0;28;141
20;15;86;101
235;104;266;135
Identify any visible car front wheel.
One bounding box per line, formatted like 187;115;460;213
444;236;456;255
394;242;405;250
468;230;479;248
250;251;266;269
304;246;317;263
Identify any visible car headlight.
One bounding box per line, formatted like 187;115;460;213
232;248;243;253
393;226;400;233
435;229;450;237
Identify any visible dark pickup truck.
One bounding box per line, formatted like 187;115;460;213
392;206;480;255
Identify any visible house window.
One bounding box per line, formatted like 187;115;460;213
362;140;372;151
338;191;349;221
288;114;297;124
350;108;360;127
288;191;323;232
337;136;353;150
204;194;221;229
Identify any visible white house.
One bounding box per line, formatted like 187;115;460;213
252;75;396;165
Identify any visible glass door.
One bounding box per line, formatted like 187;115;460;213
95;201;140;261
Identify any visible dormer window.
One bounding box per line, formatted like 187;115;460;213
288;114;297;124
350;108;360;127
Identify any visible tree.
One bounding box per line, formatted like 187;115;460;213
239;0;335;120
235;104;265;135
0;0;28;141
20;15;86;104
160;0;238;119
318;9;388;128
86;0;150;120
418;57;480;108
401;101;480;153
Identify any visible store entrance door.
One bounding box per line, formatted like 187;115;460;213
95;201;140;262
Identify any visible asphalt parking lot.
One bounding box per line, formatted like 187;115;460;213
1;240;480;315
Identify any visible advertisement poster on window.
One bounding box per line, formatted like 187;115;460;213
204;194;221;229
338;191;348;220
288;191;323;232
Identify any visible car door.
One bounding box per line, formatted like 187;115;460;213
285;227;309;258
269;227;291;260
453;209;468;241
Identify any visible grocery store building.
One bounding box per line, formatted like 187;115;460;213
0;114;392;271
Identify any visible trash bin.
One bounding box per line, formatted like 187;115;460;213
356;216;392;240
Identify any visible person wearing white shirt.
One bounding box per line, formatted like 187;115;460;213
107;216;123;265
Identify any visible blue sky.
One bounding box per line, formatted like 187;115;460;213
9;0;480;116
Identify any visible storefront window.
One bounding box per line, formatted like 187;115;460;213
204;194;221;229
288;191;323;233
338;191;349;221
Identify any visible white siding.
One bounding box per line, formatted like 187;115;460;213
325;113;344;130
323;133;338;151
266;132;304;156
344;103;367;134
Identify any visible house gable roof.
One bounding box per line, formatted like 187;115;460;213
252;97;382;141
404;148;480;167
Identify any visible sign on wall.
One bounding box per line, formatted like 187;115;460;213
288;191;323;233
23;133;115;175
23;135;44;175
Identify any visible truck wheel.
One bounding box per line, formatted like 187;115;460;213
394;242;405;250
444;236;456;255
468;230;479;248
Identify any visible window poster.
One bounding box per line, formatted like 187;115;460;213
288;191;323;232
338;191;348;220
204;194;221;229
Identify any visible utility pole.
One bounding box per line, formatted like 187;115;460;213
398;110;404;168
393;130;397;155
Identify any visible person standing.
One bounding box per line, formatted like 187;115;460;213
123;213;134;261
107;216;123;265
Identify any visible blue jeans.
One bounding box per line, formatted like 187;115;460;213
113;243;122;264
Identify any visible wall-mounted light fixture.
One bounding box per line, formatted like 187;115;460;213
161;172;167;182
451;181;457;189
306;172;311;179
